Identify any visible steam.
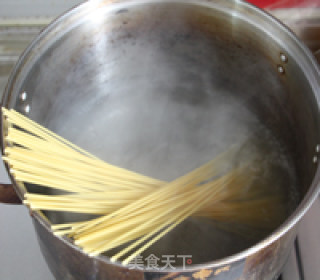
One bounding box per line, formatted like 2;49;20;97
27;3;290;182
26;3;302;263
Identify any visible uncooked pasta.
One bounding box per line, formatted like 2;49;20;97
1;107;285;265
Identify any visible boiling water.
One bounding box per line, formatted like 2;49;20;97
44;97;299;265
24;3;301;266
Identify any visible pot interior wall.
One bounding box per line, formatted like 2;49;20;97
5;1;320;265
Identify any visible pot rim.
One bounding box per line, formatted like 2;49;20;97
2;0;320;273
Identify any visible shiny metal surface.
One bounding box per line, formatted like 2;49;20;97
1;1;320;279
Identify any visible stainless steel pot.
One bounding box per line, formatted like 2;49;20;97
1;0;320;279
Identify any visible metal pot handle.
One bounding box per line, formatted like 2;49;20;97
0;183;21;204
0;155;20;204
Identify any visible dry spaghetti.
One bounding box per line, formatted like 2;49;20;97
1;107;285;265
